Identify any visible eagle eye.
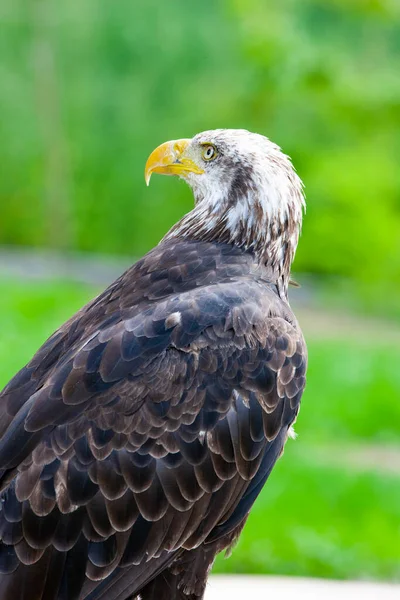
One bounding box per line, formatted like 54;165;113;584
201;144;218;162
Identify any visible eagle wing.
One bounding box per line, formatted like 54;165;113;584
0;240;306;600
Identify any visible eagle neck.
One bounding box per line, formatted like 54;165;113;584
164;190;302;298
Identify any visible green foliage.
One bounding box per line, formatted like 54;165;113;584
1;0;400;314
0;277;399;580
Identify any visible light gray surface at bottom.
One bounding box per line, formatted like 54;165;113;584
206;576;400;599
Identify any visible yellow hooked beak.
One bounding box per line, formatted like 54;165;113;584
144;139;204;186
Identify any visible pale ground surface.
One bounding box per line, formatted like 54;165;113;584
206;576;400;599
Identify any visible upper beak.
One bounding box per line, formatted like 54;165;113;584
144;138;204;186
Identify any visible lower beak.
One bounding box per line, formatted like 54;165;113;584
145;139;204;185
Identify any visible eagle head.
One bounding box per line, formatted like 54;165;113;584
145;129;305;293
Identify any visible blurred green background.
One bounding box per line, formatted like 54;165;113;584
1;0;400;584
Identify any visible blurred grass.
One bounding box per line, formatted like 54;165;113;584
215;450;400;580
0;278;93;382
302;339;400;445
0;276;399;581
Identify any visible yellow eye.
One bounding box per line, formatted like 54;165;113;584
201;144;217;162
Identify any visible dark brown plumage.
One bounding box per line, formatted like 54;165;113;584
0;129;307;599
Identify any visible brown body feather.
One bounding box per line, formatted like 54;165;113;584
0;239;306;599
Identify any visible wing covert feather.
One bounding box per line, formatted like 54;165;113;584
0;239;306;599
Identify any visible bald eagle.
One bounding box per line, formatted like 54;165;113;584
0;130;307;599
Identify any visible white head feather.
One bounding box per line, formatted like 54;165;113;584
165;129;305;294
